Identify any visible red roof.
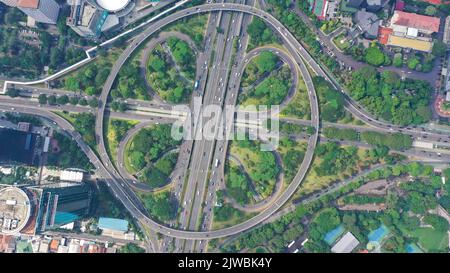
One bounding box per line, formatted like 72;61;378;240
17;0;39;9
378;27;393;45
391;11;440;33
418;0;449;4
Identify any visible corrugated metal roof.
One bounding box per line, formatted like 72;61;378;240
98;217;129;232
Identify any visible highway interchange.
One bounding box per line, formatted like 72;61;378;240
1;2;450;253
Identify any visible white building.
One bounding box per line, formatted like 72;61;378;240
60;170;84;183
43;137;50;153
331;232;360;253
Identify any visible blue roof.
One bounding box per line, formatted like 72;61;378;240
98;217;129;232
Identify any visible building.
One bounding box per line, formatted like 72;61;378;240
341;0;388;13
66;0;133;38
60;170;84;183
326;0;339;19
0;183;93;236
0;0;60;24
344;0;365;9
0;235;16;253
354;10;381;39
379;11;440;52
443;16;450;46
365;0;384;12
67;0;110;38
389;11;440;35
331;232;360;253
418;0;449;4
98;217;135;240
17;122;30;133
42;136;50;153
36;182;93;231
0;187;32;235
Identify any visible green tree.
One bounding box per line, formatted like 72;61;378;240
69;96;79;105
78;98;88;106
255;51;278;73
425;5;437;16
432;41;447;57
393;53;403;67
407;56;420;70
38;94;47;104
365;46;385;66
65;77;80;91
6;89;19;98
56;95;69;105
48;95;57;105
88;98;99;108
119;243;145;253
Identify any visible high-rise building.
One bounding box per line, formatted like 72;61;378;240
36;182;93;231
0;0;60;24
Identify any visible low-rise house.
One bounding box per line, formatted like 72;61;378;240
378;10;440;52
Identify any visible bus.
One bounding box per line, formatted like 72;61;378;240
301;238;309;247
287;240;295;248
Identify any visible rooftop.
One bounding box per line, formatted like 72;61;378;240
418;0;447;4
378;26;393;44
0;187;31;235
96;0;130;12
391;10;440;33
98;217;129;232
17;0;39;9
331;232;360;253
60;170;84;183
355;10;381;37
387;35;433;52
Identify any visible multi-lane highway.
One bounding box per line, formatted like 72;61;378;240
0;3;449;250
90;3;321;241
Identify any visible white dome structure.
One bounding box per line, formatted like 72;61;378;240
96;0;131;12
